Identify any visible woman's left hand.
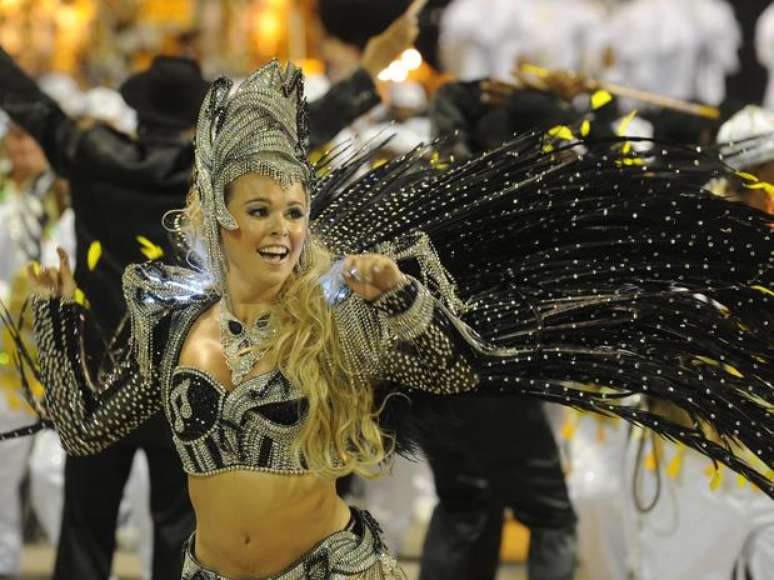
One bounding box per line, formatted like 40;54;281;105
342;254;406;301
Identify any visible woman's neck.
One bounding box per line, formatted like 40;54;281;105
224;274;280;326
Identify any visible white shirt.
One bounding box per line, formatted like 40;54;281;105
757;2;774;108
440;0;605;81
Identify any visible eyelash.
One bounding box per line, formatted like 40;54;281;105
248;207;306;219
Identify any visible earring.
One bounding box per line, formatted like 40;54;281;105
294;240;309;273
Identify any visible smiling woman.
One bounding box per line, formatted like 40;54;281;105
222;174;308;292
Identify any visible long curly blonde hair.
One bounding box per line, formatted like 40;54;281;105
181;187;391;479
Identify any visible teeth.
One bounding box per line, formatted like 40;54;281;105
259;245;289;255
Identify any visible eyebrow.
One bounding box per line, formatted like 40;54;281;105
244;197;306;208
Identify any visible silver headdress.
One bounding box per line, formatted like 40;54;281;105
193;59;314;291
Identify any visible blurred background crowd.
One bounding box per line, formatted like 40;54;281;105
0;1;773;579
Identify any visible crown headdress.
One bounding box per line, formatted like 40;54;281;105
193;60;313;290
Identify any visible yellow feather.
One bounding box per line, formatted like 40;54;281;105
751;285;774;298
735;170;759;182
722;364;743;378
694;355;720;367
616;110;638;136
744;181;774;196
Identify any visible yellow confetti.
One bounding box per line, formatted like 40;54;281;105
622;157;644;166
87;241;102;271
0;352;9;366
136;236;164;260
543;144;555;154
737;474;748;489
666;446;685;479
591;89;613;110
751;285;774;298
548;125;575;141
616;109;639;137
580;119;591;138
74;288;87;307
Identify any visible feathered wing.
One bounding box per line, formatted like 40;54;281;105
311;133;774;496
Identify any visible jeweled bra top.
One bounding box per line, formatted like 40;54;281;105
162;300;309;476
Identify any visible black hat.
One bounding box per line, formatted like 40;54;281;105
119;56;210;130
318;0;412;49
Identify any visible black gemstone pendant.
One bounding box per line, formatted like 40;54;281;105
228;320;243;335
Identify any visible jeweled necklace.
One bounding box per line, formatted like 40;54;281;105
218;295;274;385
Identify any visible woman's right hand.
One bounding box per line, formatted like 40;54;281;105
27;247;76;300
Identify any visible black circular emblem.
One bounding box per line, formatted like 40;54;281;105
168;371;223;442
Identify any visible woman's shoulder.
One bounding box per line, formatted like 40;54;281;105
122;261;215;313
175;301;240;389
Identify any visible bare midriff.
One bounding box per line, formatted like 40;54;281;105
188;470;351;578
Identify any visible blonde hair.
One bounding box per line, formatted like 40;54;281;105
181;187;391;479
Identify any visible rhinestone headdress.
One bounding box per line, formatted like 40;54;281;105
194;59;314;291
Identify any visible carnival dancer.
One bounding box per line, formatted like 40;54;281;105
0;4;419;576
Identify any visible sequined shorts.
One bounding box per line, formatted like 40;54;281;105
180;507;405;579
